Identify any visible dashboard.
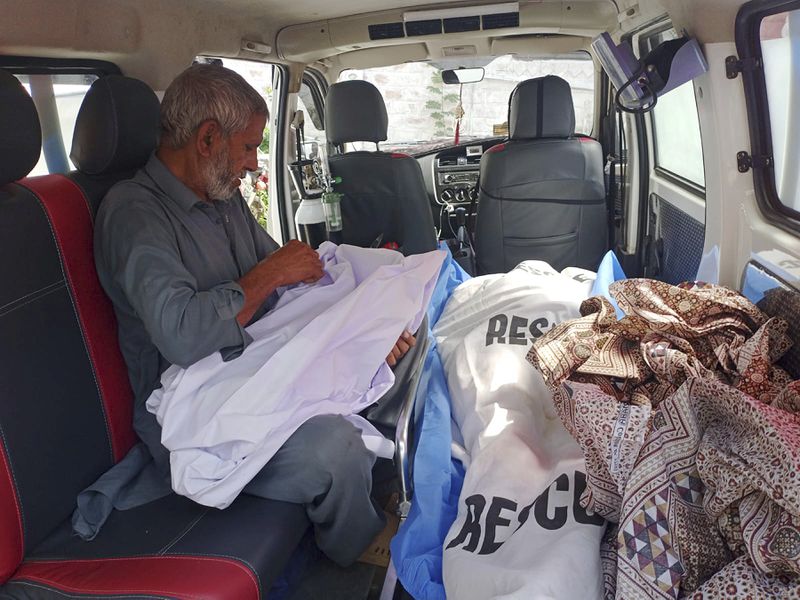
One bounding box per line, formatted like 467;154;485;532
417;137;504;238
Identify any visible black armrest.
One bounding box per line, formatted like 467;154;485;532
359;317;429;437
359;316;431;517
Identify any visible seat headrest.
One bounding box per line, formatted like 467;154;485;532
70;75;160;176
0;69;42;185
509;76;575;140
325;80;388;145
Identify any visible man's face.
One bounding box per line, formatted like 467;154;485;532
205;112;267;201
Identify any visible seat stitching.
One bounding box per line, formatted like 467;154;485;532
19;182;115;465
0;279;64;312
17;576;200;600
102;78;119;175
0;281;66;318
166;552;261;595
157;509;210;554
23;556;260;599
0;426;25;564
11;580;169;599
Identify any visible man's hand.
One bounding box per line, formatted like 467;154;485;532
387;330;416;367
257;240;324;287
236;240;324;325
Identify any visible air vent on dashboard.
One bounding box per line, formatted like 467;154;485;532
405;19;443;36
437;157;458;167
368;22;406;40
443;16;481;33
482;12;520;30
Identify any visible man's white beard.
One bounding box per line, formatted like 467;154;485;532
205;144;239;201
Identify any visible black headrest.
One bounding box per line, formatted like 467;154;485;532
325;80;388;145
0;70;42;185
509;76;575;140
71;75;160;176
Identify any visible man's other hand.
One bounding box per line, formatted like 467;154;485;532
237;240;323;325
263;239;324;286
387;330;416;367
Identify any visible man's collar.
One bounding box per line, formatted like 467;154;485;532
143;153;206;213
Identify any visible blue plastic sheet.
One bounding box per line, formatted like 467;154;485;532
391;245;469;600
741;262;782;305
591;250;627;318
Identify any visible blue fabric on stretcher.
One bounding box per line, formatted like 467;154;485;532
391;244;469;600
591;250;627;319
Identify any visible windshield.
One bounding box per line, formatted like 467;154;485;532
339;54;595;155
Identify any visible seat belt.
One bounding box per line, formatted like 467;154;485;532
466;175;479;247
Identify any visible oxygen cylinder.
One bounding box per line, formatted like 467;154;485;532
294;197;327;249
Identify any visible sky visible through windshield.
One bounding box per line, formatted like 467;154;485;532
340;54;595;154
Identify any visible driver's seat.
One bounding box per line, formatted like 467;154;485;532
324;80;437;255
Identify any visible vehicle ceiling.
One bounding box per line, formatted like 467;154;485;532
2;0;747;89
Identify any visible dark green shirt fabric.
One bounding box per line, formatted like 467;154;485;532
94;154;279;470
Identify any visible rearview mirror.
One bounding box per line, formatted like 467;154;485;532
442;68;485;85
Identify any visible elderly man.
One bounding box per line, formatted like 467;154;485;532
95;64;411;566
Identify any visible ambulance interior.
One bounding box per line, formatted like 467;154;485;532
1;0;800;598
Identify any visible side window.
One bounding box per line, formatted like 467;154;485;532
643;31;706;190
760;9;800;212
13;73;97;176
297;78;325;161
202;57;275;232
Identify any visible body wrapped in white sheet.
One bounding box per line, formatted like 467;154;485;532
147;243;445;509
435;261;606;600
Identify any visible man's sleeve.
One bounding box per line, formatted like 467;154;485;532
97;196;252;368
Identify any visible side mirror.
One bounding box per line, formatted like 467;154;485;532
442;68;485;85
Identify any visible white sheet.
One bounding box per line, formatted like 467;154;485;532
147;243;445;508
435;261;606;600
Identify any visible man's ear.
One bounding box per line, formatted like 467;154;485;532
195;120;220;157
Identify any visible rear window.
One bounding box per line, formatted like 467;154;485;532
737;0;800;231
760;9;800;212
14;73;97;176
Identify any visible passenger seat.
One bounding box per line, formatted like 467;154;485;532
474;75;608;274
0;70;309;599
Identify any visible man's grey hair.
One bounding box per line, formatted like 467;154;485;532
160;63;268;149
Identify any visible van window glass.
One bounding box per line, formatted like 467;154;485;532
339;53;595;155
14;74;97;176
651;81;705;188
760;9;800;212
643;28;705;189
202;57;275;232
297;81;325;161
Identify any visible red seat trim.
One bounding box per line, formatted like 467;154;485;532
13;556;259;599
0;440;23;583
17;175;136;462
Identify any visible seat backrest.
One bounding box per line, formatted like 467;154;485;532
68;74;161;217
475;75;607;274
324;80;437;255
0;71;158;583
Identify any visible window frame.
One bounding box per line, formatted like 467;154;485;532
637;25;707;197
0;56;120;76
736;0;800;234
3;57;120;174
272;64;293;242
301;68;328;130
